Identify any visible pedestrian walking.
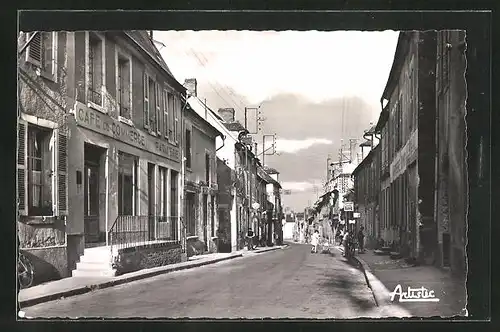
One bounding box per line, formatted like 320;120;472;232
357;226;365;253
246;227;255;250
311;230;320;253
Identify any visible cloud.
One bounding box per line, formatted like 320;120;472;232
281;181;315;192
281;180;324;193
273;138;333;154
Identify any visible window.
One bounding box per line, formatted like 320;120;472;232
163;89;169;138
88;33;103;107
117;54;131;119
27;126;53;215
185;128;192;169
205;152;210;184
25;32;57;81
17;120;67;216
118;152;138;215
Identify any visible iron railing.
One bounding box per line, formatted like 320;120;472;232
109;215;182;256
88;88;102;106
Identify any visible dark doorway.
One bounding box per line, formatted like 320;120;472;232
148;163;155;241
84;144;103;245
185;192;196;236
203;194;208;251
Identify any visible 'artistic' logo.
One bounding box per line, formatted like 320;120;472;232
389;284;440;303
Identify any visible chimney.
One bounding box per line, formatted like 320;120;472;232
218;108;235;122
184;78;197;98
148;31;153;40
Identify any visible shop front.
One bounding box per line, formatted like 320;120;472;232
67;102;183;275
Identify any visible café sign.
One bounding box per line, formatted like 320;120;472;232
73;102;180;162
390;130;418;182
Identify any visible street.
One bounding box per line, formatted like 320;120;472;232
24;244;396;319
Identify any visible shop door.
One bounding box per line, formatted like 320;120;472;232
203;194;208;251
148;163;156;241
84;163;100;243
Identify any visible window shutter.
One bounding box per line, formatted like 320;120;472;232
175;97;179;143
26;32;42;67
143;73;149;128
56;129;68;216
17;120;28;216
163;90;169;138
156;83;161;135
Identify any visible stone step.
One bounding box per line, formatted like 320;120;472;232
79;254;112;264
76;261;113;271
390;252;403;259
72;268;116;278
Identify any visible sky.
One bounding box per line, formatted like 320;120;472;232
155;30;399;211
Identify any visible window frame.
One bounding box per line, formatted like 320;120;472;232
85;31;106;113
185;126;192;170
25;31;58;82
163;89;169;139
117;151;138;216
115;45;133;126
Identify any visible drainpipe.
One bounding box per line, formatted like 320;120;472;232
216;134;226;152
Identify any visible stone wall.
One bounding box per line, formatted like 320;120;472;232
113;242;182;275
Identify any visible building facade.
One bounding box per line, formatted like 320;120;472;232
184;99;222;254
376;31;437;261
352;144;381;249
18;30;187;281
434;31;467;275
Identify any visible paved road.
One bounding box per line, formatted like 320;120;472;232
25;243;395;319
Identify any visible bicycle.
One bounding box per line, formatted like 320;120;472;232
18;252;34;289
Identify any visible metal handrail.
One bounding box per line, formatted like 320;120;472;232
109;215;183;258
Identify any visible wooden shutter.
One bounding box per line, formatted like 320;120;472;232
175;97;179;143
156;83;161;135
163;89;169;138
56;129;68;216
26;32;42;67
143;73;149;128
17;120;28;215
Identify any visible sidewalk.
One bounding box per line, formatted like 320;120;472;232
335;246;467;317
19;244;288;309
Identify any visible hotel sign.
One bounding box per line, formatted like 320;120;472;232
73;102;180;162
390;130;418;182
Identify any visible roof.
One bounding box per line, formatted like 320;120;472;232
124;31;185;93
257;166;274;183
360;140;372;147
263;166;279;175
374;104;390;132
222;121;246;132
352;144;381;176
381;31;408;101
186;97;224;138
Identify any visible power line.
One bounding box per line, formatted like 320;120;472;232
188;48;244;114
196;51;247;110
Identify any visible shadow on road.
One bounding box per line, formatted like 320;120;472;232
317;273;374;312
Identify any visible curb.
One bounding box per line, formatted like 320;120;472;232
20;253;243;308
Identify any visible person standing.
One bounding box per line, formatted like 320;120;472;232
311;230;320;253
246;227;255;250
343;230;350;257
357;226;365;253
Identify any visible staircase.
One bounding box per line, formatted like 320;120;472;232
72;246;117;277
